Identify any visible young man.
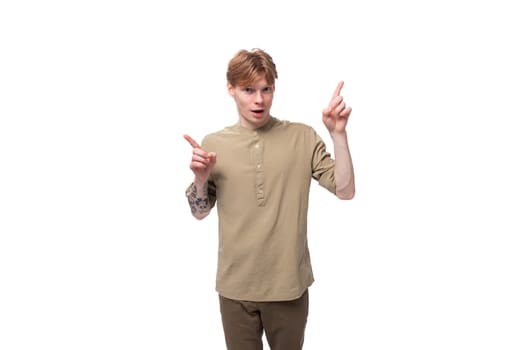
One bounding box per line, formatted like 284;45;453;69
184;48;355;350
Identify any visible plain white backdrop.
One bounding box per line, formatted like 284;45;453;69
1;1;524;349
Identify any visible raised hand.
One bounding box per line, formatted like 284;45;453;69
183;134;216;183
322;81;352;135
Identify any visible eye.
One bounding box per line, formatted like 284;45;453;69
262;86;273;94
243;87;254;94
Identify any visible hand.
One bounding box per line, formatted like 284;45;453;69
322;81;352;135
183;134;216;183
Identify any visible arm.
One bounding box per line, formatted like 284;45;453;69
184;134;216;219
322;81;355;200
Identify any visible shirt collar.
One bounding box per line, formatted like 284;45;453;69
233;116;278;134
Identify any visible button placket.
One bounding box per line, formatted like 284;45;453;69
253;137;265;205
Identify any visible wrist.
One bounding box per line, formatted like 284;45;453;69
330;130;347;140
193;176;208;187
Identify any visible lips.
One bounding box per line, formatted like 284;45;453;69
251;109;265;117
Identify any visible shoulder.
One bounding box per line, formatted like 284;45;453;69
274;118;315;133
273;118;319;140
201;124;241;149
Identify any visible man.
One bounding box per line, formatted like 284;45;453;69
184;48;355;350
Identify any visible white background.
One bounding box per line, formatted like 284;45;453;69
1;1;524;349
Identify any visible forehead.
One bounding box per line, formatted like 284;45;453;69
239;75;272;88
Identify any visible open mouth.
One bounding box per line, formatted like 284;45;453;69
251;109;265;117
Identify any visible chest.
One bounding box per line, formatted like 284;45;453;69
215;136;310;179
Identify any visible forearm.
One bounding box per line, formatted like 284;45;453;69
331;131;355;200
186;178;212;220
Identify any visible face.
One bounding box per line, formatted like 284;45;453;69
228;75;274;130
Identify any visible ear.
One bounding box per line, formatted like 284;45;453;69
227;82;235;97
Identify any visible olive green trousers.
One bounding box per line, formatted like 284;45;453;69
219;289;309;350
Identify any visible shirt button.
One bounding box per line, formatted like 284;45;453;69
257;164;262;169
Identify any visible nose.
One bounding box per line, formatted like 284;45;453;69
255;91;263;103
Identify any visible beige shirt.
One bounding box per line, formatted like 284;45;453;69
198;117;336;301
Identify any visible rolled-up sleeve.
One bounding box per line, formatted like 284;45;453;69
310;130;336;194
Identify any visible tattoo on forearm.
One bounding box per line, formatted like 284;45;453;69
188;183;210;214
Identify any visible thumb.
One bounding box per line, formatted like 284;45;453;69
208;152;217;165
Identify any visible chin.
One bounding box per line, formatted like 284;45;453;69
256;116;270;124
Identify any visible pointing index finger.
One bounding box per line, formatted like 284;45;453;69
183;134;201;149
332;81;345;98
